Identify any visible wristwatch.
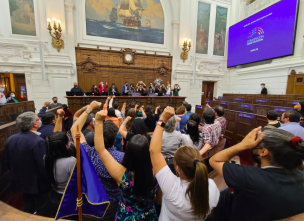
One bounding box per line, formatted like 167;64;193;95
157;120;166;128
85;109;91;114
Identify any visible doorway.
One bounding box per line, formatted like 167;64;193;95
0;73;27;102
201;81;214;105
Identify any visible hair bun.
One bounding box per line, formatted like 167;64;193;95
291;136;303;146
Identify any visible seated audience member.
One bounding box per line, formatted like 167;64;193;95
209;128;304;221
182;101;188;107
161;116;182;158
176;106;190;131
98;81;108;94
79;106;161;220
48;97;62;110
109;96;122;118
0;84;7;104
119;117;151;144
189;113;203;126
279;110;304;139
147;83;155;94
185;104;193;117
109;83;119;95
294;101;304;116
38;112;56;140
213;105;226;136
266;110;281;128
182;120;203;151
150;107;219;220
70;82;85;95
4;112;50;215
199;109;221;155
62;104;73;132
137;84;146;95
144;105;160;132
6;91;18;103
44;125;75;216
71;102;125;220
90;85;101;96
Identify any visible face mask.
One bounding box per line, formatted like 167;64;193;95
261;86;264;89
0;88;4;93
11;94;15;98
294;105;300;111
54;100;57;103
74;85;77;88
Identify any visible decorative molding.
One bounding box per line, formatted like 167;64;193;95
171;20;180;29
245;0;280;18
0;43;32;62
157;62;171;76
0;66;16;73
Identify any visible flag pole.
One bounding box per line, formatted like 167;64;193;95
75;125;83;221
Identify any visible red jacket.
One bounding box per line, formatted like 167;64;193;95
99;84;108;94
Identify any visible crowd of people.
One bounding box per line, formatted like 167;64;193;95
3;95;304;221
70;80;182;96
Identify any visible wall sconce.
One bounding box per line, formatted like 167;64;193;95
180;38;191;63
47;18;64;52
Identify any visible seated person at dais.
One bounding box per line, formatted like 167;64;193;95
109;83;119;95
6;91;18;103
90;85;101;96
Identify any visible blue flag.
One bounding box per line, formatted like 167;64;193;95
56;144;110;220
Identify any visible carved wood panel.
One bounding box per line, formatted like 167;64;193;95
76;47;172;92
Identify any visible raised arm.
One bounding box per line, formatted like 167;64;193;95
95;110;126;185
38;102;50;118
139;106;146;116
135;104;139;112
54;109;65;132
103;96;111;110
109;97;114;108
210;127;262;176
118;116;131;139
155;106;160;114
71;101;101;144
150;107;175;174
73;105;89;120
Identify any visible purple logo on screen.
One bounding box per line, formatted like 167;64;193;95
248;27;264;38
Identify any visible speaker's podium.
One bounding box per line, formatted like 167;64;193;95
65;92;186;114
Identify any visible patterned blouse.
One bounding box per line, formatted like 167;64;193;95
115;170;159;221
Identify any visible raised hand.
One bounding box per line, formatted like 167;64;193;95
95;110;108;122
89;101;102;111
107;96;111;100
57;109;65;117
156;106;160;110
122;103;126;108
118;117;123;124
112;95;116;99
44;102;51;107
160;106;175;122
240;127;263;150
125;116;132;122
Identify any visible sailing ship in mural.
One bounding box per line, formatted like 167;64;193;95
118;0;143;27
85;0;164;44
110;8;118;23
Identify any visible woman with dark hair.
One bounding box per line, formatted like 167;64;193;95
119;117;151;143
90;85;100;96
94;110;161;220
144;105;160;132
45;131;76;216
209;128;304;221
181;120;203;151
129;83;136;94
62;104;73;132
6;91;18;103
294;101;304;127
150;107;219;220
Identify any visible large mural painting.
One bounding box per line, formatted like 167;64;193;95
85;0;165;44
195;1;211;54
9;0;36;36
213;6;228;56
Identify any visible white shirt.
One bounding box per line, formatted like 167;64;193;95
181;134;203;151
156;166;219;221
109;98;122;117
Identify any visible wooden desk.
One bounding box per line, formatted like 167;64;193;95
0;101;35;123
65;96;186;114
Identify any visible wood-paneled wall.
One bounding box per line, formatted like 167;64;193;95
76;47;172;93
0;101;35;123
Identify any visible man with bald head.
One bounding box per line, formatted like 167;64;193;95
70;82;84;95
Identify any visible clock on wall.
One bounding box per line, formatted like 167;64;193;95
121;48;136;65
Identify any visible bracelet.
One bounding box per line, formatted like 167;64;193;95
122;122;127;126
82;107;84;111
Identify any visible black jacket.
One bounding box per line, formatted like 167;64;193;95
4;131;50;194
109;87;119;95
261;87;268;95
70;86;84;95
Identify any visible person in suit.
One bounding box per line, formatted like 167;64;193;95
121;82;130;95
99;81;108;94
70;82;85;95
260;83;267;95
109;84;119;95
4;112;50;215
